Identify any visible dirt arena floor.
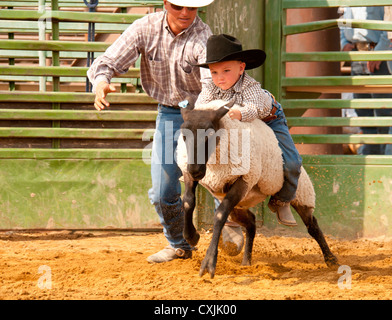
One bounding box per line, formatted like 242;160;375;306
1;227;391;300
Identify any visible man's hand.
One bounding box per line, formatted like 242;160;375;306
94;81;116;111
367;60;382;73
342;43;355;52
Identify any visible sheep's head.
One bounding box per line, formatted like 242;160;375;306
180;98;235;181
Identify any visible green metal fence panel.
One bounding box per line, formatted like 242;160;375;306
193;0;392;238
265;0;392;148
261;0;392;238
0;0;164;229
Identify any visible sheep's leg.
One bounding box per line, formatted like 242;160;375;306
230;208;256;266
292;203;339;268
200;178;248;279
182;173;200;247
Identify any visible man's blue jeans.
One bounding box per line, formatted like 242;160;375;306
148;105;191;251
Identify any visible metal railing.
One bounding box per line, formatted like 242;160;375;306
264;0;392;158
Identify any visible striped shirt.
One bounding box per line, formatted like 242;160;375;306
87;11;212;106
196;72;273;122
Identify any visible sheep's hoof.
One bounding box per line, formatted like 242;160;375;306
199;253;217;279
185;231;200;247
325;254;339;269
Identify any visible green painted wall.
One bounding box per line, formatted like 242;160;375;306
196;156;392;239
205;0;265;85
0;159;158;229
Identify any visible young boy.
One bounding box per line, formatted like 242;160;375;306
194;34;302;226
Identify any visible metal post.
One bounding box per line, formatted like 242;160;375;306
51;0;60;149
38;0;47;92
7;7;15;91
84;0;99;92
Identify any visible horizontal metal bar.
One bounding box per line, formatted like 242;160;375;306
0;21;128;34
0;109;157;121
0;50;103;59
0;76;136;84
282;76;392;87
4;0;162;3
288;117;392;127
293;134;392;144
0;91;157;104
282;99;392;110
0;10;145;24
0;148;145;159
0;147;389;164
0;66;140;78
286;86;392;94
0;39;109;52
0;127;154;139
282;0;390;9
2;1;162;7
301;154;392;165
283;51;392;62
284;19;392;36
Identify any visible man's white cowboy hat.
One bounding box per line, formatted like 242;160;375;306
167;0;215;7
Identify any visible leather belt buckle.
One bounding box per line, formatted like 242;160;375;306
263;105;278;122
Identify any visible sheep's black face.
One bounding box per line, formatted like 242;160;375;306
180;104;230;181
181;118;216;181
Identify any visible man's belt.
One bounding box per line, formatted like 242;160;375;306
355;42;376;51
160;104;181;110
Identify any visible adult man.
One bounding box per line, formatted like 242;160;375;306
88;0;244;263
340;6;392;155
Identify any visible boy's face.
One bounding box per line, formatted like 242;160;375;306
209;60;246;91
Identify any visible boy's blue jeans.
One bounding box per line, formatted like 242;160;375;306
265;100;302;203
212;100;302;210
148;105;191;251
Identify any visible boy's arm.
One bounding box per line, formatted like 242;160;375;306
239;85;273;122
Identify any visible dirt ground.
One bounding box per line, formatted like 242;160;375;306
1;227;391;300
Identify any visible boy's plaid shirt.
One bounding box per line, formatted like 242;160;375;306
87;11;212;106
196;73;273;122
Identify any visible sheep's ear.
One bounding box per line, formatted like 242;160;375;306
224;98;236;109
213;98;234;121
179;97;195;119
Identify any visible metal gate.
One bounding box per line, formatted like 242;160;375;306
197;0;392;238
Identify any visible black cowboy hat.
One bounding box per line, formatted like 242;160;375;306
194;34;266;70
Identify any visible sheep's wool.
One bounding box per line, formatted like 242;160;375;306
177;100;315;208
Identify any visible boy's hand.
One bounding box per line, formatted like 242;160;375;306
228;109;242;120
94;81;116;111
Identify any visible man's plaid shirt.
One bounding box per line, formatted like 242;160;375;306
196;73;273;122
87;11;212;106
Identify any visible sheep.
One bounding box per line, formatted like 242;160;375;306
177;99;338;279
